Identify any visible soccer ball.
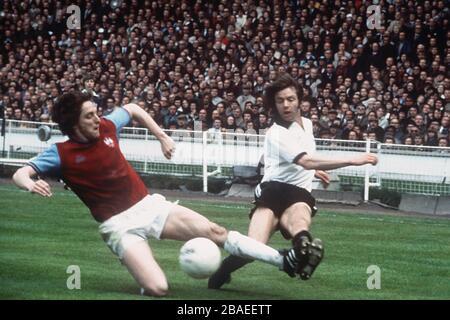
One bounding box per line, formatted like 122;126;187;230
179;237;222;279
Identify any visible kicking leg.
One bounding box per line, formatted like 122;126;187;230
280;202;312;236
121;241;169;297
161;204;284;267
160;204;224;241
280;202;324;280
209;207;279;289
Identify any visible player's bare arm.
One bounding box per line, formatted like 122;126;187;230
297;153;378;171
12;166;52;197
122;103;175;159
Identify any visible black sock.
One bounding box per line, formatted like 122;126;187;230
220;255;253;274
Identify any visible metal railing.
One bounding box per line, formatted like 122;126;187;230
2;119;450;198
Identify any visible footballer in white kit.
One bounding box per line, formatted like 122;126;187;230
209;73;378;289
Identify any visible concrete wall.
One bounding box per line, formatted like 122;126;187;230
399;194;450;215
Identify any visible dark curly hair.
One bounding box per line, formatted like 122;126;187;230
264;73;303;121
52;91;91;136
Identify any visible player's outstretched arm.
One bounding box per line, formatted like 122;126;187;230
297;153;378;171
12;166;53;197
122;103;175;159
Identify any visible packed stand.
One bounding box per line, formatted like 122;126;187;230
0;0;449;147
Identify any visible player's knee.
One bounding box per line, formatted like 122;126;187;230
142;281;169;297
206;222;228;246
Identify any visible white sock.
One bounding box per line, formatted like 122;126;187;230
224;231;283;268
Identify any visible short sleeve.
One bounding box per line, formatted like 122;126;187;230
28;144;61;177
104;107;131;135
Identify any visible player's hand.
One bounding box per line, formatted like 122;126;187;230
160;134;176;160
315;170;330;189
28;179;53;197
351;153;378;166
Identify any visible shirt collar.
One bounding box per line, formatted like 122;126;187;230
273;115;293;129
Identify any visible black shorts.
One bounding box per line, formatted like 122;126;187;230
249;181;317;238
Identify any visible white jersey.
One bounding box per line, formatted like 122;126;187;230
261;117;316;192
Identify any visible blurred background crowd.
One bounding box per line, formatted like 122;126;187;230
0;0;449;146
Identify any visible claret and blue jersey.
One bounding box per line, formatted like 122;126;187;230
29;108;149;222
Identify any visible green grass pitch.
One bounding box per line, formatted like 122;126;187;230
1;185;449;300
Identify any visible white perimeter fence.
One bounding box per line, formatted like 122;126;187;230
1;119;450;200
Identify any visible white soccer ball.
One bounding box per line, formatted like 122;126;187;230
179;237;222;279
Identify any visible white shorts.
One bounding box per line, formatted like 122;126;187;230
98;194;174;259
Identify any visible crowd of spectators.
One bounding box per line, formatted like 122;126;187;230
1;0;449;147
